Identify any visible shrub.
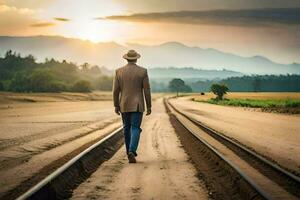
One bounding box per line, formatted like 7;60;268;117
48;81;68;92
95;76;113;91
2;80;12;91
29;68;55;92
72;80;92;92
0;82;3;91
10;71;32;92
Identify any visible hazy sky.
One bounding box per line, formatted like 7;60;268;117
0;0;300;63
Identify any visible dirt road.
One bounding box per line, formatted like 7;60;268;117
0;100;120;198
170;97;300;174
71;98;208;200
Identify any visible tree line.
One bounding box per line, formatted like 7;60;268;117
158;74;300;94
189;75;300;92
0;51;113;92
1;51;299;93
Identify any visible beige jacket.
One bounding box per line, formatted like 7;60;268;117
113;63;151;113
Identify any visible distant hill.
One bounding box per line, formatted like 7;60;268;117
148;67;243;80
0;35;299;74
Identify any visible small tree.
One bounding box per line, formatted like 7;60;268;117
210;83;229;100
169;78;192;97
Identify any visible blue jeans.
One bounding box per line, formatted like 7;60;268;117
121;112;143;156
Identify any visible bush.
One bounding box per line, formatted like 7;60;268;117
95;76;113;91
2;80;11;91
48;81;68;92
72;80;92;92
0;82;3;91
10;71;32;92
29;68;55;92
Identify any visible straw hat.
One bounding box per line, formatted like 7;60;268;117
123;50;141;60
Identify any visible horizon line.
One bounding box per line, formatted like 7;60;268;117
0;34;297;65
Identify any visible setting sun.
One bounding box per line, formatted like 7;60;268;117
56;19;129;43
31;0;129;43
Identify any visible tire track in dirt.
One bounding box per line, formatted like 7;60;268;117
71;98;208;200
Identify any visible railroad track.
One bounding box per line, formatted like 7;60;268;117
11;99;300;200
15;127;123;200
165;98;300;200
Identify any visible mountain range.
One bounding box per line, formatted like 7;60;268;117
148;67;243;81
0;35;299;75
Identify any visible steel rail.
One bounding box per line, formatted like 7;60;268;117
166;99;275;200
167;100;300;184
16;126;123;200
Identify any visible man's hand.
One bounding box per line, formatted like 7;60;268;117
115;107;120;115
146;109;151;116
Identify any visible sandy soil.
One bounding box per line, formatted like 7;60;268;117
0;100;121;197
0;101;116;140
191;92;300;101
170;97;300;174
71;99;208;200
0;91;164;105
168;102;297;200
0;91;113;104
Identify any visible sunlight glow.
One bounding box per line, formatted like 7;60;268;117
80;23;104;42
62;20;126;43
36;0;129;42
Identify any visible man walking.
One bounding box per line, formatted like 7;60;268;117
113;50;152;163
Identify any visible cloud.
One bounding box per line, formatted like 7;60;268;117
93;17;105;20
105;8;300;27
2;0;53;10
0;4;35;14
0;4;38;34
54;17;71;22
30;22;56;27
111;0;300;12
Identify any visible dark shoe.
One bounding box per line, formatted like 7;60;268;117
128;152;136;163
127;151;137;157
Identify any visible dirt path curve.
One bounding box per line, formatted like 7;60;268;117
71;98;208;200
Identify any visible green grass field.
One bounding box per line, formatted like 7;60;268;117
190;93;300;112
196;98;300;108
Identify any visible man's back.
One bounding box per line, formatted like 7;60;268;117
113;63;151;113
113;49;151;163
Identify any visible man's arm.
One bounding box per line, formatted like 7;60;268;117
143;70;152;115
113;71;120;115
